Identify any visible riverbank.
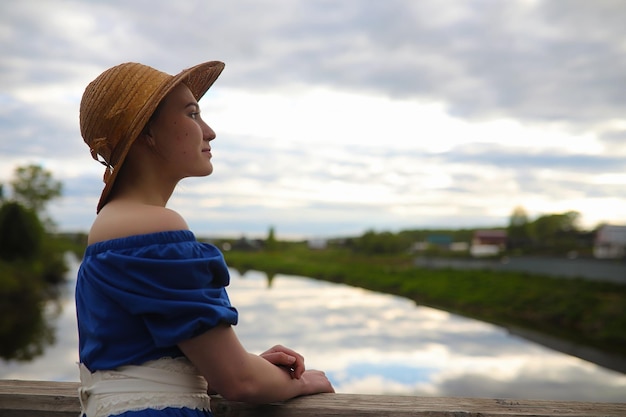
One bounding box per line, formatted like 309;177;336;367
223;246;626;360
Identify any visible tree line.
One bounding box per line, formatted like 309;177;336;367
337;207;597;257
0;164;65;277
0;164;66;361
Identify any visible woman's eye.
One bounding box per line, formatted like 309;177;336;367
190;111;200;119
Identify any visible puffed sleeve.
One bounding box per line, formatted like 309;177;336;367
79;232;238;347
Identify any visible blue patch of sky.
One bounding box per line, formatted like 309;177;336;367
332;361;436;385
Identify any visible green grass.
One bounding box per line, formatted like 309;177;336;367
224;247;626;357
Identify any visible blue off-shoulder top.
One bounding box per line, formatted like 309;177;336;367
75;230;239;371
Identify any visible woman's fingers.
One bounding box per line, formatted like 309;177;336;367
260;345;306;378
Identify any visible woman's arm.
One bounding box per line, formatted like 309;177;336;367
178;324;334;403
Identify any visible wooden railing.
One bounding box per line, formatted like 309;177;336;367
1;379;624;416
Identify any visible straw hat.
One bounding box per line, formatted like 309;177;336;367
80;61;225;213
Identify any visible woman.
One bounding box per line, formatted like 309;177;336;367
76;61;334;417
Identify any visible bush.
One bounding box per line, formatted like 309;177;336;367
0;202;44;261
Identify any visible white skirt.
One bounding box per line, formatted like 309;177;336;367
78;357;211;417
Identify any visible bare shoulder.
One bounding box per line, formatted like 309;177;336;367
88;202;189;245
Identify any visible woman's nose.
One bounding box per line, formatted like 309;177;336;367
203;121;216;141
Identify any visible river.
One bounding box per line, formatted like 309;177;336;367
1;257;624;402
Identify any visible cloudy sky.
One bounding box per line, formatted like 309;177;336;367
1;0;625;239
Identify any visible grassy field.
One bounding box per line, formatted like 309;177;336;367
224;245;626;357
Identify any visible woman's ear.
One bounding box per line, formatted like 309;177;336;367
141;125;157;147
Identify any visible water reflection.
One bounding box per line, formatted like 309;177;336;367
0;269;64;362
1;261;625;403
0;258;78;381
230;270;626;403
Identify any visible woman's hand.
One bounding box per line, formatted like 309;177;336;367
300;369;335;395
259;346;334;394
260;345;305;379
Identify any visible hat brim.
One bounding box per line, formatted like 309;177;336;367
96;61;225;213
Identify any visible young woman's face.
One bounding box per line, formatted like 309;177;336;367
147;83;216;180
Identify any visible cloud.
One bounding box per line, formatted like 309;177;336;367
1;0;626;236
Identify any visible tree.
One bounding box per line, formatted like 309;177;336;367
507;206;532;252
9;164;62;215
531;211;580;237
0;202;43;261
266;226;278;251
529;211;581;254
0;165;65;361
354;230;410;255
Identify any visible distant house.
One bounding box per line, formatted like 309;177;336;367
593;225;626;259
411;234;454;252
426;234;453;250
450;241;470;252
470;230;507;257
307;238;328;250
231;236;262;251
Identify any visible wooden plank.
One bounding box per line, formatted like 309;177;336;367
210;395;626;417
0;380;81;417
1;379;625;417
